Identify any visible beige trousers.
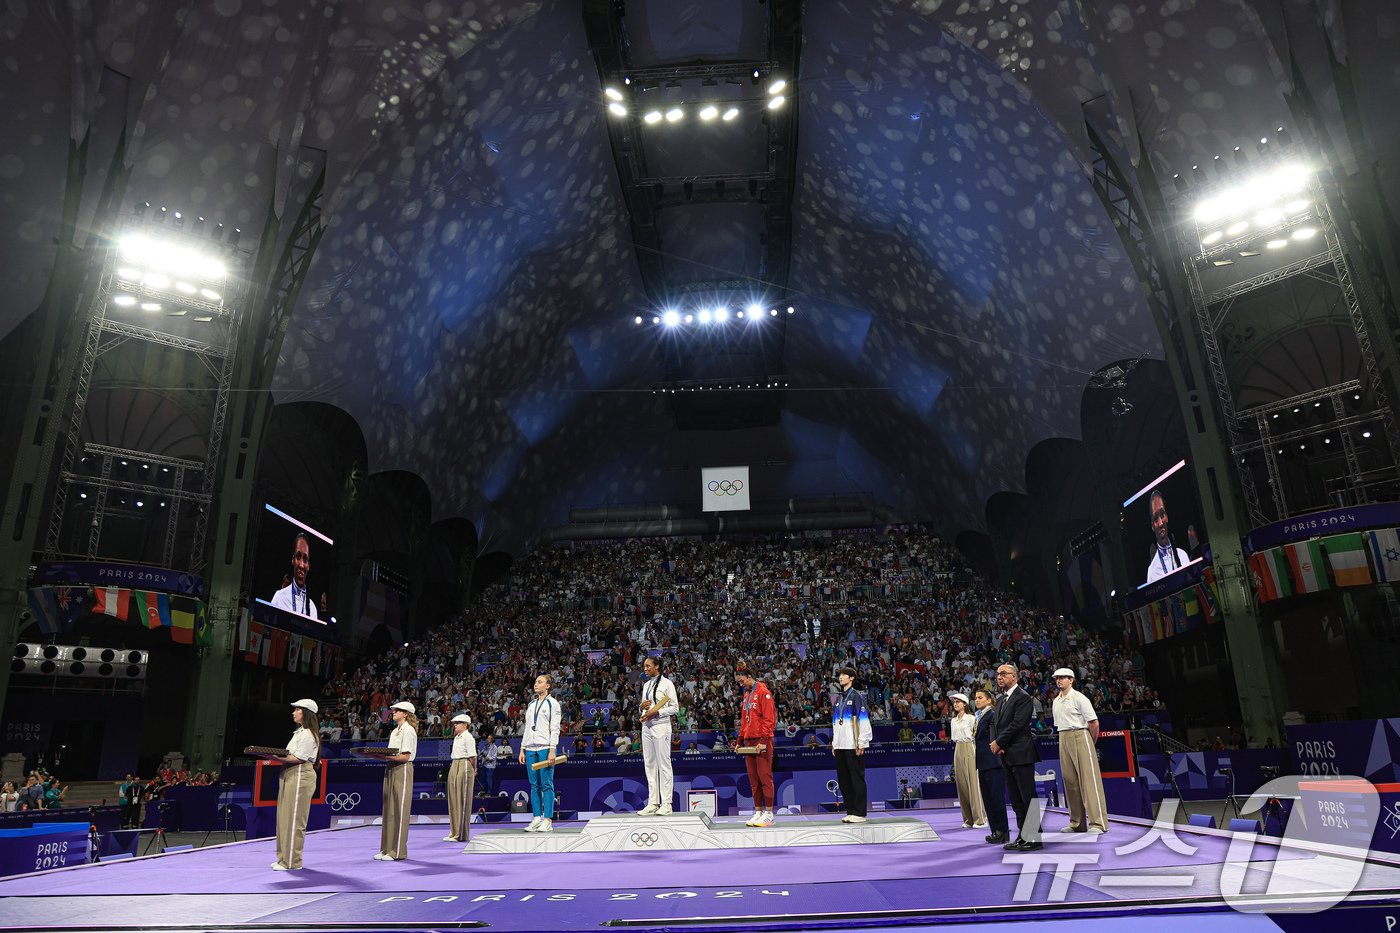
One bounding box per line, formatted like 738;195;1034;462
953;741;987;825
446;758;476;841
380;762;413;858
1059;729;1108;831
275;761;316;869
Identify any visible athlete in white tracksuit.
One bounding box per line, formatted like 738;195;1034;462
638;655;679;815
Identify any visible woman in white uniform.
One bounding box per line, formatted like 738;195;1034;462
377;700;418;860
273;698;321;871
949;692;987;829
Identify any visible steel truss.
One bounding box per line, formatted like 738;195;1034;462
1182;172;1398;518
44;214;247;571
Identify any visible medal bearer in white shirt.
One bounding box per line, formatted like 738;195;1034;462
272;699;321;871
377;701;418;860
637;655;678;816
445;714;477;842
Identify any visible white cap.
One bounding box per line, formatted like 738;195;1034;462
390;701;415;714
291;698;319;714
948;693;970;707
1053;668;1075;679
451;713;471;724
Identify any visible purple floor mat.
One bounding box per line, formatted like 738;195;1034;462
1;809;1395;932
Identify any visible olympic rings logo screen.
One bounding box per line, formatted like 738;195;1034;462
700;466;750;513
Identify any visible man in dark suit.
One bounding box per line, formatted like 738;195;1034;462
990;663;1041;850
973;687;1009;843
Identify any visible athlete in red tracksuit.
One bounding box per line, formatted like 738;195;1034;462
735;661;777;825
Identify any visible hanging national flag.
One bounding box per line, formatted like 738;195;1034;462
1181;587;1204;627
247;621;265;663
193;601;211;647
237;608;249;653
1366;528;1400;583
93;586;130;621
133;591;171;631
1322;532;1373;587
300;638;315;675
266;629;288;668
27;588;62;635
168;598;195;645
1199;567;1222;623
53;586;87;629
1248;549;1292;602
1284;539;1330;594
287;634;302;672
1168;593;1187;635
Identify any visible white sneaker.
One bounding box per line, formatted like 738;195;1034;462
271;862;288;871
657;805;673;816
1060;826;1081;833
373;853;391;860
539;819;553;833
443;835;459;842
758;810;774;826
525;817;543;832
963;821;973;828
846;815;867;824
745;812;762;827
1087;827;1107;835
974;821;987;828
638;804;660;816
840;815;853;823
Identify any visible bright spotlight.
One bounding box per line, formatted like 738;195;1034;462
1225;221;1249;236
769;308;778;316
1193;199;1225;224
604;87;624;101
662;310;680;327
665;107;684;123
116;267;141;281
199;288;222;301
1284;199;1311;214
1266;239;1288;249
1273;163;1310;193
1200;231;1224;248
767;95;785;110
634;315;643;325
683;313;694;324
1292;226;1318;240
746;303;762;317
144;273;170;288
768;79;787;95
175;281;196;294
736;311;745;319
608;102;627;117
112;295;137;306
643;110;663;124
786;306;795;314
722;107;740;121
1254;209;1284;227
698;309;713;324
140;302;162;311
699;105;718;121
652;316;660;324
714;307;729;322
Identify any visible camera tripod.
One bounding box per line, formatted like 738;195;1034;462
201;784;240;847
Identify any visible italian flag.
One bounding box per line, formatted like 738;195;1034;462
1323;532;1373;587
1285;539;1331;593
1248;549;1292;602
92;586;130;620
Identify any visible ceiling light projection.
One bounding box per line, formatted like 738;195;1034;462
699;105;718;121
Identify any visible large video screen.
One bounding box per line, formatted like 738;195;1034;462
251;504;336;624
1123;459;1206;589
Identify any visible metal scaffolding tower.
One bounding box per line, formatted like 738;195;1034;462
42;208;248;573
1180;168;1400;523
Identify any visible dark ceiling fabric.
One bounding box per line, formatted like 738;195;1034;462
0;0;1393;553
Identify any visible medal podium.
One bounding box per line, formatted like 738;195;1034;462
461;811;939;854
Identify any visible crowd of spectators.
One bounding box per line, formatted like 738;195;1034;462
0;771;67;812
321;529;1157;746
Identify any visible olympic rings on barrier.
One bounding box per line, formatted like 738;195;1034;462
630;831;660;847
706;479;744;496
326;792;362;811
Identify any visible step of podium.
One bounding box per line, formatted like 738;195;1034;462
461;811;939;854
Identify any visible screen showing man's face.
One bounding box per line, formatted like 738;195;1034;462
292;537;310;587
1150;495;1170;548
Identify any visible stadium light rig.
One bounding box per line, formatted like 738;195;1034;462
108;223;230;318
602;76;788;127
1188;161;1316;255
633;303;797;327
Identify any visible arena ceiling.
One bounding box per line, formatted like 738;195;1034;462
0;0;1392;554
